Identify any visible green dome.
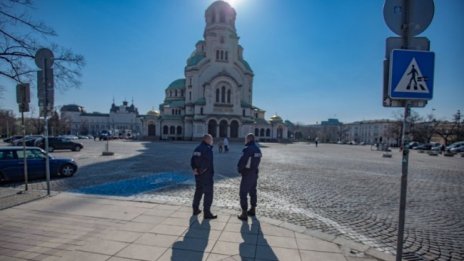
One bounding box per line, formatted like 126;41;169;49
240;59;253;72
166;79;186;90
187;54;206;67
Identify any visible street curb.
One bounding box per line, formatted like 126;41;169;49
62;192;399;261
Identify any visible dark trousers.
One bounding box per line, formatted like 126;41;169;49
193;173;214;214
239;171;258;210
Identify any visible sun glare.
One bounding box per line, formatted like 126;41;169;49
223;0;241;8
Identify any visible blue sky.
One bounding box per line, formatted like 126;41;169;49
1;0;463;124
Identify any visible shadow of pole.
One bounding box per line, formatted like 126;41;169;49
171;215;210;261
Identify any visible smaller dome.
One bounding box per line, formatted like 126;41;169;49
166;79;186;90
270;114;283;122
147;110;159;116
61;104;84;113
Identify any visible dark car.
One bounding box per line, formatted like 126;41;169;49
0;147;78;182
35;137;83;152
414;142;440;151
12;135;43;146
3;135;23;144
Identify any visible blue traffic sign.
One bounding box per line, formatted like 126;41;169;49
389;49;435;100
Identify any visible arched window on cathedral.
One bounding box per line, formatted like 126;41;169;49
221;86;226;103
200;107;204;115
163;126;168;135
170;126;175;135
212;12;216;23
175;90;178;97
220;50;224;60
225;51;228;61
189;92;192;101
220;9;225;23
227;89;231;103
216;50;219;60
216;89;220;103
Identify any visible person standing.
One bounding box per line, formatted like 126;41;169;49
223;137;229;152
315;137;319;147
237;133;262;220
190;134;217;219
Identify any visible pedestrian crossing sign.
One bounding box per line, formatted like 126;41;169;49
389;49;435;100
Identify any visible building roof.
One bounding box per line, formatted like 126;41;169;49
194;97;206;105
254;118;269;125
81;112;109;117
187;53;206;67
240;59;253;72
147;110;160;116
241;100;252;108
166;79;186;90
269;114;283;123
61;104;84;113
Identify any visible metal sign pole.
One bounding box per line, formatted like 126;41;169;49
396;1;410;260
22;111;28;191
43;59;51;196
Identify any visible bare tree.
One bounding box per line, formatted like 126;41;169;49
0;0;85;96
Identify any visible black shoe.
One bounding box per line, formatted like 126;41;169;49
237;210;248;221
193;209;202;216
204;213;217;219
247;208;256;216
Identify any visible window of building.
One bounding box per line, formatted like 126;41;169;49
216;89;220;103
225;51;228;61
200;107;204;115
175;90;178;97
220;10;225;23
177;126;182;135
220;50;224;60
227;89;231;103
242;109;245;117
221;86;225;103
189;92;192;101
170;126;175;135
216;50;219;60
181;90;184;97
163;126;168;135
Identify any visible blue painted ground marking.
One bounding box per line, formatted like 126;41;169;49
72;172;192;196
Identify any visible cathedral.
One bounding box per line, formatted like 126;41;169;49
144;1;288;140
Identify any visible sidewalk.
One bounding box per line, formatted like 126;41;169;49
0;193;395;261
0;187;48;211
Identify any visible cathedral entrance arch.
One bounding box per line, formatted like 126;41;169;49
277;126;284;139
208;120;217;137
230;120;239;138
219;120;228;138
148;123;156;136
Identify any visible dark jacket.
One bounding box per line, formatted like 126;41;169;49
237;141;262;174
191;141;214;175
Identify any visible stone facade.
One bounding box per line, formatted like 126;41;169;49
60;101;143;137
146;1;288;141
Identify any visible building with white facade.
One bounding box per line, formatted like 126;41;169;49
344;120;399;145
143;1;288;141
60;101;143;137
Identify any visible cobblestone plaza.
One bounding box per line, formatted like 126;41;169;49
2;140;463;260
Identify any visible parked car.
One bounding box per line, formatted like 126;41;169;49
59;135;79;140
35;137;84;152
414;142;440;151
12;135;43;146
446;141;464;153
0;147;78;182
408;141;420;149
448;143;464;154
3;135;23;144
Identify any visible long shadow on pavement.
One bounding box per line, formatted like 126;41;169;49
171;215;210;261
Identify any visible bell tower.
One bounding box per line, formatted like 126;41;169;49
204;1;239;63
